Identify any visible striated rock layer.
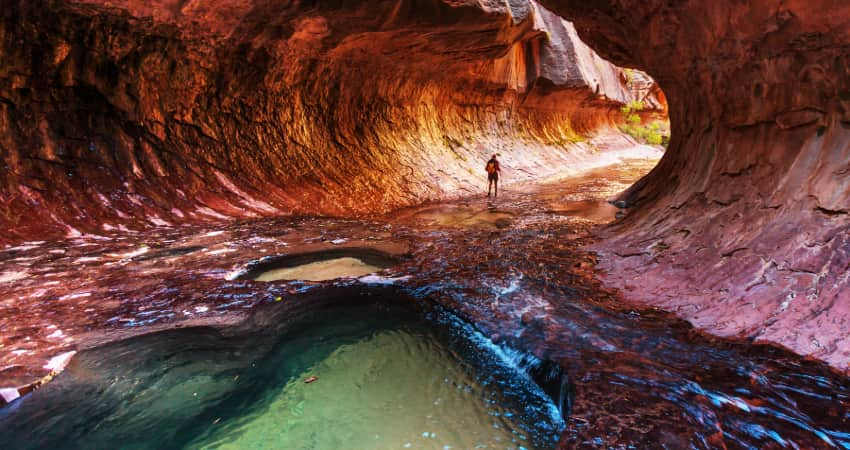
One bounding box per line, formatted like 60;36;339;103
5;0;846;374
540;0;850;370
0;0;656;243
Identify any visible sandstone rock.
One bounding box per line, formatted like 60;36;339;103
0;0;658;243
775;109;825;130
5;0;846;374
541;0;850;370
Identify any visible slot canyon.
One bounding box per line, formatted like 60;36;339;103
1;0;849;448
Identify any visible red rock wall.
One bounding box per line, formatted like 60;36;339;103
540;0;850;370
4;0;846;371
0;0;654;242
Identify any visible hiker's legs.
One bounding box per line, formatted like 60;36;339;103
494;178;498;197
488;179;493;196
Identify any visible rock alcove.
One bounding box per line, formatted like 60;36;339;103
3;0;846;369
2;0;850;448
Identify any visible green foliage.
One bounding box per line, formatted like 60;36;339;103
620;100;645;116
618;100;669;148
619;120;668;147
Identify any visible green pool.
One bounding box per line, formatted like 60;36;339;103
0;296;564;449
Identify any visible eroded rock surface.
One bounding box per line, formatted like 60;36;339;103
539;0;850;369
2;0;848;393
2;155;849;448
0;0;656;243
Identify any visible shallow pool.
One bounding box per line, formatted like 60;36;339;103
0;295;564;449
238;248;400;282
253;256;383;282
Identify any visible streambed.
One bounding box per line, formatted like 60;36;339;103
252;257;382;281
1;157;849;448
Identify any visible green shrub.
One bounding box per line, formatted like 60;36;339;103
618;101;669;148
619;119;668;147
620;100;645;116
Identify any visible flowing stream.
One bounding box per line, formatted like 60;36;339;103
1;155;848;448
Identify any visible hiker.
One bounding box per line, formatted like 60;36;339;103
485;153;501;197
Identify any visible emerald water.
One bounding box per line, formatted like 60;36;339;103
0;300;564;449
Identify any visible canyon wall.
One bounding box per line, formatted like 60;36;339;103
540;0;850;369
7;0;845;373
0;0;654;243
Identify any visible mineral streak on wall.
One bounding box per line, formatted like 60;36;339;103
0;0;657;243
541;0;850;369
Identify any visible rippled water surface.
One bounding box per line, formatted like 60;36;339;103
0;301;563;450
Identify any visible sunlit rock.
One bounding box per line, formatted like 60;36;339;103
0;0;659;243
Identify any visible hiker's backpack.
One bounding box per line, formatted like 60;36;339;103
486;161;497;174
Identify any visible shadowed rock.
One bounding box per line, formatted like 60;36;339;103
540;0;850;369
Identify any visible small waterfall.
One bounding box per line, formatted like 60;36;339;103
432;306;574;424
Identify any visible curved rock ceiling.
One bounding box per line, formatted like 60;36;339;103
1;0;656;241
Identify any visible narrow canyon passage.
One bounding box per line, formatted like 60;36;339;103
2;147;849;448
2;0;850;448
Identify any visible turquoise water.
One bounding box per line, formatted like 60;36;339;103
0;301;564;449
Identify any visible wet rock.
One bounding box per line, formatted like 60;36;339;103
1;161;849;448
494;218;513;229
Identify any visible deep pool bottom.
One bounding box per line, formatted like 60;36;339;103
0;290;564;450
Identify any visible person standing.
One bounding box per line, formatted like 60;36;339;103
485;153;501;197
